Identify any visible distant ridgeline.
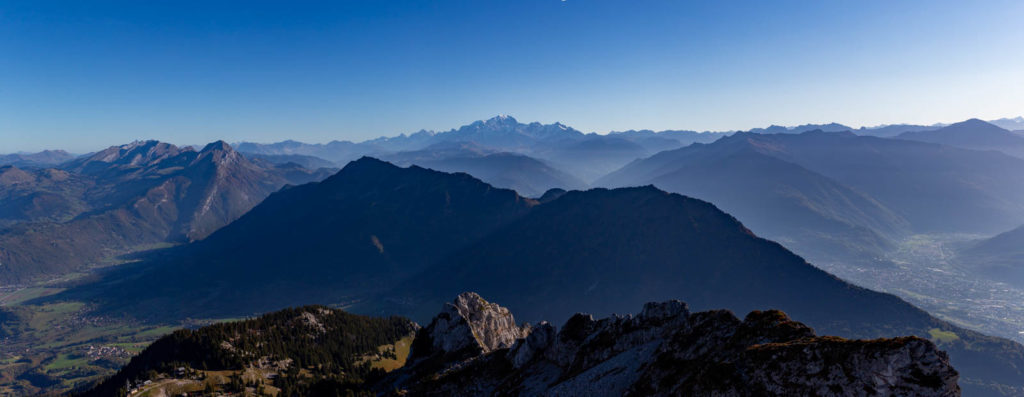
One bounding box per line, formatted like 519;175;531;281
79;293;960;397
236;116;1024;272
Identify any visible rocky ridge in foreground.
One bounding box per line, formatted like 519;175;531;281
77;292;960;396
385;292;960;397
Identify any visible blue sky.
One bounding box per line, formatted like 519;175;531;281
2;0;1023;152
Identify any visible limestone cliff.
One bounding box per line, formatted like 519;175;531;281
407;292;530;363
384;293;960;397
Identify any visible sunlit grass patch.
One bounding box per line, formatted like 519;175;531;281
928;328;960;343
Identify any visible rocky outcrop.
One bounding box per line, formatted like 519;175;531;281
384;293;960;397
408;292;530;362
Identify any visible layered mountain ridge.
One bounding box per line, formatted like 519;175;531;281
0;140;327;283
383;142;586;197
897;119;1024;158
597;130;1024;269
235;115;728;183
231;115;1024;187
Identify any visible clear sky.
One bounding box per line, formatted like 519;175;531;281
2;0;1023;152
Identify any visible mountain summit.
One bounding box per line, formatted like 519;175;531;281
897;119;1024;157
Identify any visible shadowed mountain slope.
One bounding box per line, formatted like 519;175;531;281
384;187;923;330
0;141;324;284
60;158;536;318
0;166;93;229
377;187;1022;395
958;225;1024;288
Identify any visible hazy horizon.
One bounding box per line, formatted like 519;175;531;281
5;113;1024;154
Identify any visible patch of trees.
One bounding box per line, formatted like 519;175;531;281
74;305;415;397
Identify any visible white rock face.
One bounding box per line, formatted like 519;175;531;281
418;292;530;357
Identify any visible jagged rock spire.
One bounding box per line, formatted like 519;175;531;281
390;294;960;397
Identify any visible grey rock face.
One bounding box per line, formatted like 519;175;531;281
509;321;554;368
410;292;530;361
386;292;960;397
726;336;960;397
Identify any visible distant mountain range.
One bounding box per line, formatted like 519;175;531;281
231;115;1023;186
0;141;329;284
988;116;1024;131
383;142;585;197
596;132;909;267
852;123;940;137
747;122;853;134
743;131;1024;234
242;152;338;170
0;150;75;168
596;129;1024;270
897;119;1024;158
234;115;727;183
46;158;1024;395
